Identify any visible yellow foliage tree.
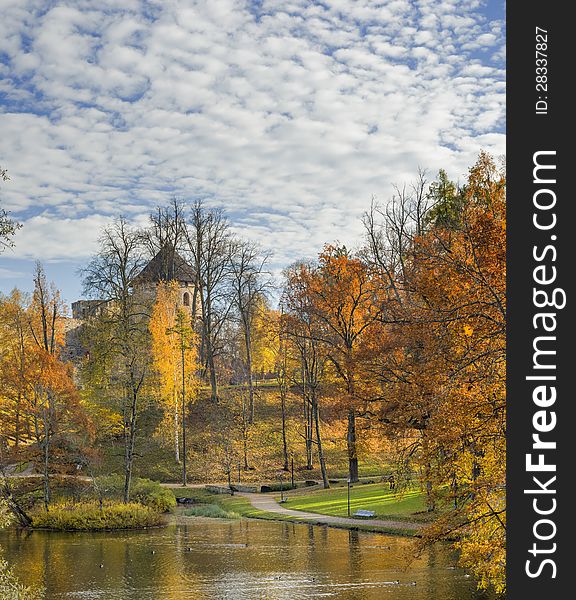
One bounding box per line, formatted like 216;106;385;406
149;281;199;485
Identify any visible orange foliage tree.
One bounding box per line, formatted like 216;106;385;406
0;265;91;513
365;153;506;593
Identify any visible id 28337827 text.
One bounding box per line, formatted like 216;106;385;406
535;27;548;115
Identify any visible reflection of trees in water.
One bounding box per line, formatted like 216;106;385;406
306;523;315;565
348;529;363;579
0;521;485;599
280;521;290;545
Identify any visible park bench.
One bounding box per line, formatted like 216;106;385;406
353;509;375;518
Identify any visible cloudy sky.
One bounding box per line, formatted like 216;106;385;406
0;0;505;306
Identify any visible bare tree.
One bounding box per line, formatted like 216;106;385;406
361;169;431;302
184;201;232;402
141;198;188;277
82;218;150;503
228;238;271;423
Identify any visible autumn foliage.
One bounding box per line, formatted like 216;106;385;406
0;153;506;593
370;153;506;592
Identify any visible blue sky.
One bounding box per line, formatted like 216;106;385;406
0;0;505;307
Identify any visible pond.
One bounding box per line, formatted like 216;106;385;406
1;519;494;599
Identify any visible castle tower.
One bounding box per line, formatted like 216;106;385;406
132;245;197;314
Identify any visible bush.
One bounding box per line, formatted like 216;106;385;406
93;475;176;512
183;504;239;519
131;478;176;512
31;501;164;531
260;482;297;493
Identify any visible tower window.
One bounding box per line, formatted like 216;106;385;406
183;292;190;307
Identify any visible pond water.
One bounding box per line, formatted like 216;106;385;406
1;519;493;599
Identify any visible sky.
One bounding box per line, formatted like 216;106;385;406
0;0;505;307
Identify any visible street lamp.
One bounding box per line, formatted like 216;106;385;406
347;478;351;517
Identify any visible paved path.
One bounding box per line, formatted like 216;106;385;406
239;492;422;532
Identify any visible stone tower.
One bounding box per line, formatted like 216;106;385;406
132;245;197;314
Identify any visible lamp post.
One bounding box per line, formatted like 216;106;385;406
291;453;295;489
347;478;351;517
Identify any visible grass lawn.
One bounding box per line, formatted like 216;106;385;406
281;482;432;523
170;487;283;520
169;486;424;536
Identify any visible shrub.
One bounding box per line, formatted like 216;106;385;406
183;504;239;519
131;478;176;513
93;475;176;512
260;482;297;493
31;501;164;531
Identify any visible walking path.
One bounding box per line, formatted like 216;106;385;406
239;492;423;533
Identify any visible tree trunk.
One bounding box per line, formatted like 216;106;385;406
207;346;218;402
347;408;359;483
202;289;219;403
181;343;187;487
245;327;255;424
0;480;32;527
14;398;21;448
303;394;313;470
181;400;187;486
123;387;138;503
242;394;250;470
174;391;180;464
312;392;329;489
280;386;289;471
41;389;53;512
424;460;436;512
42;413;50;512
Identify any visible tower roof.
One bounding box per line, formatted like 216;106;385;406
134;246;195;285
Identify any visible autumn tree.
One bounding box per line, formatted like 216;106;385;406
282;263;330;488
149;281;199;486
364;153;506;593
292;247;382;483
0;289;36;450
0;267;89;512
82;218;151;503
269;308;290;471
29;264;83;509
413;154;506;592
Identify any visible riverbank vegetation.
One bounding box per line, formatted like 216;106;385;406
30;501;164;531
0;475;173;533
0;153;506;594
183;504;239;519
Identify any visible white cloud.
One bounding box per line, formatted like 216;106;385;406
0;0;505;299
10;214;114;261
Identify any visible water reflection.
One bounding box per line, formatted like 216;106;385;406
1;520;493;599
